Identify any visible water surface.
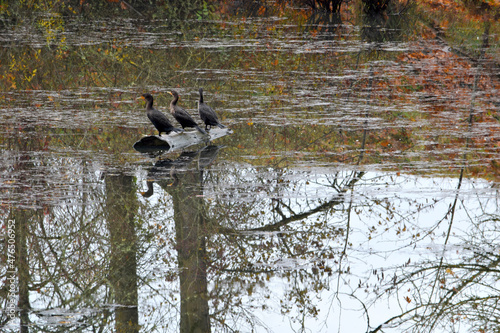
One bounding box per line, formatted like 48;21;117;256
1;9;499;333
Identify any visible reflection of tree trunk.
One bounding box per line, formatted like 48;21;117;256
105;174;139;333
13;208;31;333
144;147;216;332
169;171;211;333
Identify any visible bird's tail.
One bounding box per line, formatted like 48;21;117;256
217;123;226;129
172;127;184;133
195;125;208;135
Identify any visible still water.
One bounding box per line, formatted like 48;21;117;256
1;7;499;333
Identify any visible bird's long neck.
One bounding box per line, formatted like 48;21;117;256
171;95;179;106
146;99;153;109
199;90;204;104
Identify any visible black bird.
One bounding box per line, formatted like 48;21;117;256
168;90;207;135
141;93;183;136
198;88;226;131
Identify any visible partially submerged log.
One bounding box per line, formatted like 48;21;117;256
133;127;232;153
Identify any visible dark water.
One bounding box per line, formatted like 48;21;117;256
1;9;499;333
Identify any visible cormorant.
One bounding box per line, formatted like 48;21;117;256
168;90;207;135
198;88;226;131
141;93;183;136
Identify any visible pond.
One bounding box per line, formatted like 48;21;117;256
1;3;499;333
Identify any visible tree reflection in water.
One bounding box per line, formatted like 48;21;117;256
142;146;223;333
139;140;499;332
0;2;498;332
0;140;498;333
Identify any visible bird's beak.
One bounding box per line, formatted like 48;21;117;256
136;96;145;101
167;91;173;96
